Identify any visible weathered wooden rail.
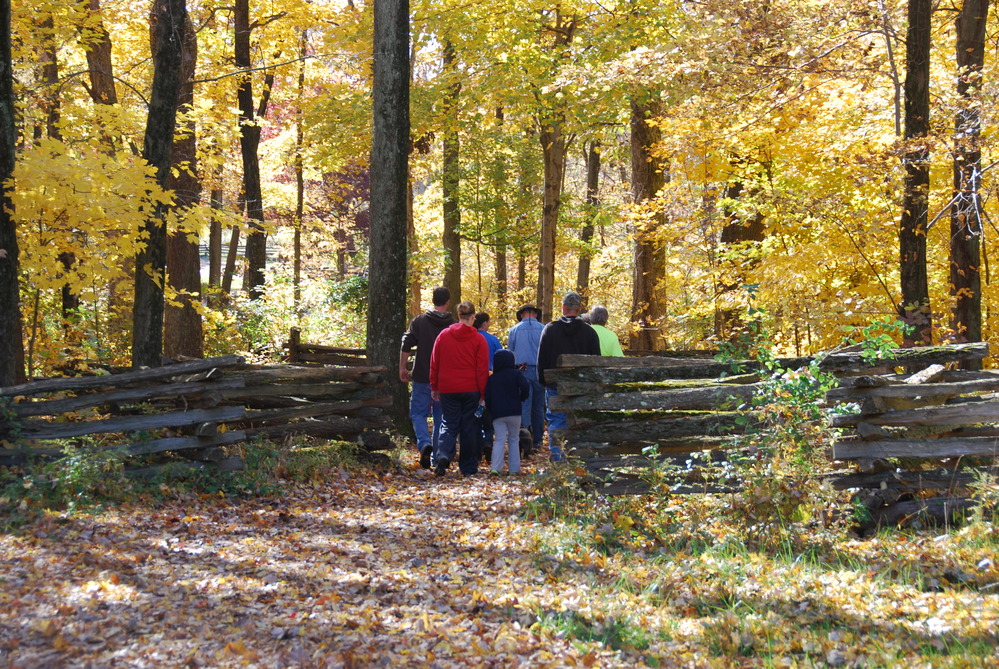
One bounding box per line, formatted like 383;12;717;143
550;343;997;526
0;354;393;472
285;328;367;366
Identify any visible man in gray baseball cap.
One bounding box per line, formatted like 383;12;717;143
536;291;601;461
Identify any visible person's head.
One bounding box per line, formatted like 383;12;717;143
432;286;451;309
579;312;591;324
473;312;491;331
456;301;476;323
561;291;583;316
516;304;539;322
588;305;609;326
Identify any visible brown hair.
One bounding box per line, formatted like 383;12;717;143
457;301;476;319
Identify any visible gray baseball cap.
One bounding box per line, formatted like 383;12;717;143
562;291;583;309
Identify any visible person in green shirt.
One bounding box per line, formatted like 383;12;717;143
587;305;625;357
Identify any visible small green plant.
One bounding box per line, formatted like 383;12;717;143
327;275;369;315
968;467;999;525
841;316;911;365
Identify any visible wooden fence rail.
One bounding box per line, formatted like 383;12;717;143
551;343;997;525
0;354;394;471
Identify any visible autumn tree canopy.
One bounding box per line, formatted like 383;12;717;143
1;0;997;377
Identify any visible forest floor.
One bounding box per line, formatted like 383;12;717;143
1;445;998;668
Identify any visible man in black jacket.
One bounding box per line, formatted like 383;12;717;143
537;291;601;461
400;287;455;468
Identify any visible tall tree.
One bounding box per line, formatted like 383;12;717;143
368;0;410;426
163;10;203;359
949;0;988;363
577;141;600;297
629;97;667;351
441;39;462;306
0;0;25;385
898;0;932;345
235;0;272;300
535;9;577;322
132;0;186;368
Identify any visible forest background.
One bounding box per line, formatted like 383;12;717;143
0;0;997;384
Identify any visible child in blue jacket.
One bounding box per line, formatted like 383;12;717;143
485;349;531;474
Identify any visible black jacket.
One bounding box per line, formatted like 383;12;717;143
485;349;531;419
400;310;455;383
537;316;601;388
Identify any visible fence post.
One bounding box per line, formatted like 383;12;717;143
288;327;301;363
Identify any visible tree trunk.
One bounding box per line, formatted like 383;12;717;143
949;0;988;367
235;0;267;299
715;179;766;341
407;178;421;318
898;0;932;345
82;0;118;105
538;121;567;321
577;141;600;297
293;32;307;315
0;0;25;384
163;10;202;360
132;0;186;369
441;40;462;306
368;0;410;429
629;97;667;351
208;183;223;303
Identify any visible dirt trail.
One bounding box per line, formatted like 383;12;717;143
0;453;642;668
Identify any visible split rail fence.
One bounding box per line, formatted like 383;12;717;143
0;354;392;474
548;343;997;527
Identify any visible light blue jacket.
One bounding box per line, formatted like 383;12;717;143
507;316;544;366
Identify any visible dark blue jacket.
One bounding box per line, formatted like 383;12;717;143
485;349;530;419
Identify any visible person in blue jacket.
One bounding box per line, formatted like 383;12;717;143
485;349;531;474
506;303;545;454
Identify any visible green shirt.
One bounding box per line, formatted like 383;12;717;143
592;324;624;357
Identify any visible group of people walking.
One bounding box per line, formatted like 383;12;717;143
400;287;623;477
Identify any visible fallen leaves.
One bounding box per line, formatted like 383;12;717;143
0;456;996;667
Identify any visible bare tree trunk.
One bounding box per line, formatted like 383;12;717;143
235;0;269;299
0;0;25;384
441;40;462;306
407;178;421;318
898;0;932;345
629;98;667;351
163;11;203;359
221;226;239;298
577;141;600;297
715;179;765;341
208;182;223;300
133;0;186;368
949;0;988;368
368;0;410;429
293;32;307;315
538;122;567;321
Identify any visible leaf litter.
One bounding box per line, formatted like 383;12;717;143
0;454;997;668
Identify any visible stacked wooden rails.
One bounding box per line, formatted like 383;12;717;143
0;355;248;472
284;327;367;367
0;355;393;473
548;344;996;518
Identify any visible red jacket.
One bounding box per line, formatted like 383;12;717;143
430;322;489;395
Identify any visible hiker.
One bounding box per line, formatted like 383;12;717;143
429;301;490;477
506;303;545;455
473;311;502;461
400;287;455;469
485;349;530;475
537;291;601;461
473;312;503;370
587;305;625;357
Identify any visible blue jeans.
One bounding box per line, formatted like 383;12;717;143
521;365;545;446
409;381;442;452
437;392;482;475
545;387;567;462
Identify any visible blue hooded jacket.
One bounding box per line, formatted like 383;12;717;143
485;349;531;419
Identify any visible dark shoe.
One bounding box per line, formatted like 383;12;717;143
434;457;449;477
419;445;432;469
